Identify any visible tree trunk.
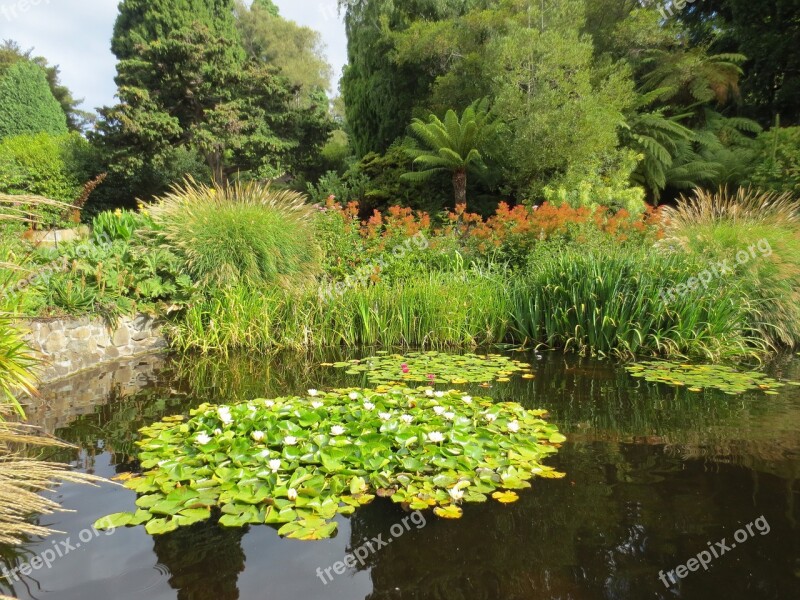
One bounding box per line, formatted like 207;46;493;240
453;169;467;209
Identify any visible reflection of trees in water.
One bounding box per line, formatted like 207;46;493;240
152;521;247;600
348;441;798;600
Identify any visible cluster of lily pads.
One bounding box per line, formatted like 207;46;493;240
625;361;791;395
324;351;535;385
95;386;565;540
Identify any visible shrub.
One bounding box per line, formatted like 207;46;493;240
0;132;91;225
0;60;67;139
662;187;800;348
748;127;800;195
148;179;321;289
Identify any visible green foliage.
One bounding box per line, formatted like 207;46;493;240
0;316;38;417
147;179;321;289
748;127;800;195
626;361;785;395
0;60;67;139
0;133;91;225
511;240;760;361
92;209;152;243
95;386;565;536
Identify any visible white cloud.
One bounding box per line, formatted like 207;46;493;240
0;0;346;115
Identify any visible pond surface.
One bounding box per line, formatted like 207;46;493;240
2;350;799;600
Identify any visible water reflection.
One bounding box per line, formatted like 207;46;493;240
1;350;798;600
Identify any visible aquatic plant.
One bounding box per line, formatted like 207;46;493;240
625;360;789;394
327;351;534;385
95;387;566;539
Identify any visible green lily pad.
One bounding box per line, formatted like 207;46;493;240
625;361;787;395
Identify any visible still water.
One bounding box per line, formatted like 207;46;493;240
2;350;798;599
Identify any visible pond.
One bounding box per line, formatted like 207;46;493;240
2;350;799;600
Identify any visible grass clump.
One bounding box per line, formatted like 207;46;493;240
662;187;800;348
147;178;321;289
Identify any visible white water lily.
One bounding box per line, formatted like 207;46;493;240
284;435;298;446
427;431;445;443
448;487;464;501
330;425;346;436
485;413;498;423
214;428;223;436
268;459;282;472
400;414;414;424
264;400;275;408
425;389;434;397
444;411;456;421
462;395;472;404
195;433;212;445
287;488;298;501
218;407;233;425
363;402;375;411
311;401;324;409
433;406;446;415
507;421;520;433
379;412;392;421
348;391;359;400
434;391;445;398
308;389;319;396
251;430;265;442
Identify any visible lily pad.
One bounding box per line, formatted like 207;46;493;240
96;387;565;540
625;361;786;395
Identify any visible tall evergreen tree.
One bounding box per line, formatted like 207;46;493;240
0;60;67;139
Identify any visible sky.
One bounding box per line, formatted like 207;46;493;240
0;0;347;114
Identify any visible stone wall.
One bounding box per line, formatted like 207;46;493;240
22;314;168;382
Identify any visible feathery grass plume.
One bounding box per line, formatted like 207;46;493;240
0;193;74;226
661;187;800;348
146;177;321;289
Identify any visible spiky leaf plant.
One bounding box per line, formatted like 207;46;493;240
146;178;321;289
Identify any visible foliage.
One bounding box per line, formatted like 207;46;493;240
328;351;534;385
403;101;495;207
748;127;800;195
146;179;321;289
661;187;800;348
626;361;787;395
0;133;92;225
511;240;761;361
95;386;566;537
0;317;38;417
0;60;67;139
91;208;150;243
99;5;332;185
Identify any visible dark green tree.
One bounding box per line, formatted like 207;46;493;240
0;60;67;139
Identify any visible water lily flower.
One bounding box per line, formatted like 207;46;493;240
218;407;233;425
462;395;472;404
433;406;446;415
425;389;434;397
449;487;464;502
427;374;435;381
485;413;498;423
311;401;323;409
401;363;410;374
427;431;445;443
363;402;375;411
269;459;282;472
264;400;275;408
507;421;520;433
251;431;265;442
214;428;223;436
195;433;212;445
287;488;298;501
444;411;456;421
434;391;445;398
284;436;298;446
379;412;392;421
331;425;346;436
348;392;359;400
400;414;414;424
308;389;319;396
